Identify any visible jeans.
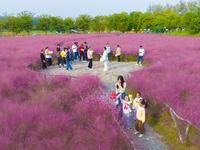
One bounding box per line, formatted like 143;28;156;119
73;52;77;61
66;61;73;70
88;59;93;69
57;57;63;67
83;51;88;61
69;54;72;64
117;92;126;105
137;56;143;64
108;53;110;60
79;53;84;61
123;112;132;129
77;52;80;60
117;55;121;62
42;62;46;69
47;58;52;66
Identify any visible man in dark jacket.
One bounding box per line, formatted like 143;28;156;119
56;44;61;52
40;49;47;69
83;42;88;62
66;48;73;71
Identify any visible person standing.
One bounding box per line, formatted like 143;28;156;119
72;42;77;61
40;49;47;70
45;47;52;66
65;48;73;71
56;49;64;68
79;44;84;61
61;48;66;65
116;45;121;62
87;47;93;70
115;75;126;119
83;42;88;62
106;43;111;61
67;46;72;64
56;44;61;52
76;42;80;61
102;47;108;71
136;46;145;66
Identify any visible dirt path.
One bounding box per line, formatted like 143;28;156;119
40;61;169;150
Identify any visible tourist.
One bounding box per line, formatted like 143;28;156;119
45;47;52;66
76;42;80;61
87;47;93;70
83;42;88;62
65;48;73;71
61;48;66;66
102;47;108;71
132;98;146;137
40;49;47;70
115;75;126;118
79;44;84;61
116;45;121;62
136;46;145;66
106;43;111;61
72;42;77;61
56;44;61;52
120;95;132;129
67;46;72;64
56;48;64;68
132;92;143;121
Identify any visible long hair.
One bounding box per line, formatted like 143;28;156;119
116;75;125;89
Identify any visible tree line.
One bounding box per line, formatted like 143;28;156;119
0;0;200;36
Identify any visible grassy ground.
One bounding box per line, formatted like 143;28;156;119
164;31;200;37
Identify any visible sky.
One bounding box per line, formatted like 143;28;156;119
0;0;191;18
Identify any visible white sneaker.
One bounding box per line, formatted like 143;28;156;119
82;61;85;62
139;134;144;137
134;131;139;135
140;64;142;66
135;63;139;65
90;68;93;70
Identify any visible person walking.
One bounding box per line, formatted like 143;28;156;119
40;49;47;70
75;42;80;61
67;46;72;64
65;48;73;71
56;48;64;68
87;47;93;70
116;45;121;62
106;43;111;61
83;42;88;62
79;44;84;61
72;42;77;61
45;47;52;66
136;46;145;66
102;47;108;71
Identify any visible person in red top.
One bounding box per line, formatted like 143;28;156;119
79;44;84;61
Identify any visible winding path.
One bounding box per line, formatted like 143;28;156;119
40;61;170;150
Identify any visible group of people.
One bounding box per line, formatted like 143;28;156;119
114;75;147;138
40;42;145;71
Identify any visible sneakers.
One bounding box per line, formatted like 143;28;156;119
140;64;142;66
134;131;139;135
135;63;139;65
139;134;144;138
90;68;93;71
103;69;108;71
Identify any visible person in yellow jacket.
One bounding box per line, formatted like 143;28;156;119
60;48;66;66
116;45;121;62
132;98;146;137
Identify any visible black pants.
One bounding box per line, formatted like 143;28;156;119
62;57;66;65
47;58;52;66
42;62;47;69
117;55;121;62
108;53;110;60
79;53;84;61
88;59;93;69
83;51;88;61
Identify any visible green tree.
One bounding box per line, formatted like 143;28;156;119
3;15;22;36
131;12;142;32
50;16;64;33
75;14;92;32
181;11;197;28
190;17;200;33
116;12;131;33
138;12;152;29
63;17;75;32
177;0;188;14
152;16;167;32
187;0;198;12
17;11;35;35
36;14;50;35
0;19;4;36
91;16;105;33
103;15;114;32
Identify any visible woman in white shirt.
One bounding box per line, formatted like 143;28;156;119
102;47;108;71
45;47;52;66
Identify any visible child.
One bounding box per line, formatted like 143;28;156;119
120;95;132;130
132;98;146;137
65;48;73;71
136;46;145;66
40;49;47;70
132;92;143;121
